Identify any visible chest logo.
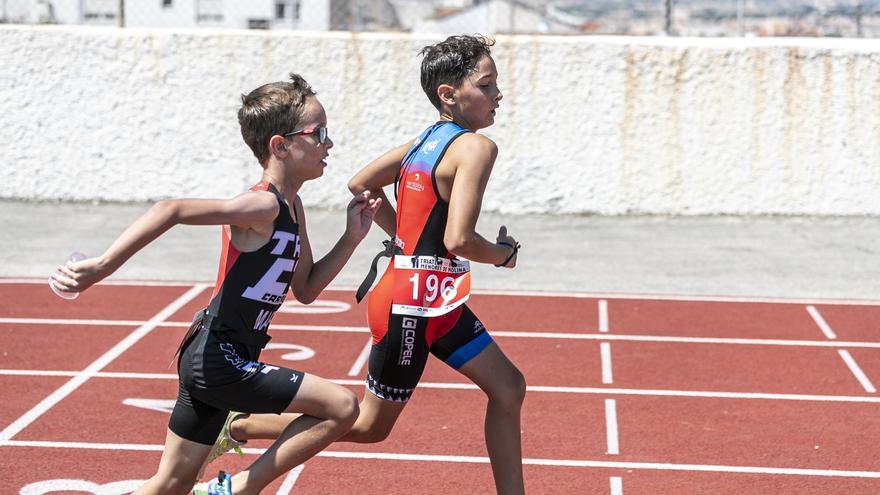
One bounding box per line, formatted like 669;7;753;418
241;230;299;305
422;139;440;154
405;172;425;192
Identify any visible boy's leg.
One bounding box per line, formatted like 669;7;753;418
339;391;407;443
229;412;297;439
227;373;359;494
133;428;211;495
339;300;426;443
216;379;408;448
457;342;527;495
431;306;526;494
218;380;408;445
203;386;407;455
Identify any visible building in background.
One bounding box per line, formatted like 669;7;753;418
1;0;877;37
408;0;587;33
1;0;332;30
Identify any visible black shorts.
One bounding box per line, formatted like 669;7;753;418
366;304;493;403
169;325;305;445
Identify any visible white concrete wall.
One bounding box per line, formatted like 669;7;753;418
1;25;878;215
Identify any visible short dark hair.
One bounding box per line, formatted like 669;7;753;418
238;73;316;164
419;34;495;110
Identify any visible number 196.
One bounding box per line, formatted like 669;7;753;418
409;273;456;303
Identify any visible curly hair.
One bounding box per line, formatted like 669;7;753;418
238;73;316;164
419;34;495;110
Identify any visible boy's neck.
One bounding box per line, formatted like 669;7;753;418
438;111;474;132
261;161;302;204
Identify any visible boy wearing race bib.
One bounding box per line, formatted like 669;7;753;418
347;34;526;494
50;74;381;495
206;35;526;495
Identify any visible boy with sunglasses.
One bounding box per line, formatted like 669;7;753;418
50;73;380;495
212;35;527;494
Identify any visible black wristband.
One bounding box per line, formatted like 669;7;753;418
495;241;520;267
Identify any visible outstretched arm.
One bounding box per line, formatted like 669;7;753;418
348;140;413;237
50;192;279;295
443;134;519;267
290;192;381;304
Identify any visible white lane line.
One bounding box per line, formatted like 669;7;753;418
5;440;880;478
0;318;373;333
513;386;880;403
0;278;199;287
807;306;876;393
6;278;880;305
491;332;880;349
598;299;609;333
0;370;178;379
0;284;207;442
600;343;614;384
469;288;880;307
276;465;305;495
806;306;837;340
348;339;372;377
6;317;880;349
0;318;159;326
605;399;619;455
837;350;877;393
3;369;880;403
610;476;623;495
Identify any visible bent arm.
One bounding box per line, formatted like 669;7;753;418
101;194;277;272
290;194;380;304
348;140;413;237
443;136;513;265
53;193;277;294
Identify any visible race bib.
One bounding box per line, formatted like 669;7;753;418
391;255;471;317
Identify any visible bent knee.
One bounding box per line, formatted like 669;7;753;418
349;422;393;443
331;389;360;426
488;368;527;408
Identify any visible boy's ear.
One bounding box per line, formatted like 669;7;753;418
437;83;455;106
269;135;287;155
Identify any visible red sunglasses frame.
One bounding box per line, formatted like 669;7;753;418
284;127;329;144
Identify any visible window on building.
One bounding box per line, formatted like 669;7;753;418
162;0;173;8
275;1;301;22
248;18;270;29
82;0;116;23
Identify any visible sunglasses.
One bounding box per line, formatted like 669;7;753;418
284;127;330;144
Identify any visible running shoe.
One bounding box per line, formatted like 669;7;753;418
192;470;232;495
206;411;247;465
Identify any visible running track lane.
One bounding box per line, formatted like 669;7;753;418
1;281;879;494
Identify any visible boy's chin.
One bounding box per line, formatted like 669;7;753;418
296;163;325;180
475;117;494;130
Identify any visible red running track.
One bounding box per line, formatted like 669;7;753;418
1;280;879;494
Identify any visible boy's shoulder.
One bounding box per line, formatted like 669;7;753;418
449;132;498;159
229;187;282;218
